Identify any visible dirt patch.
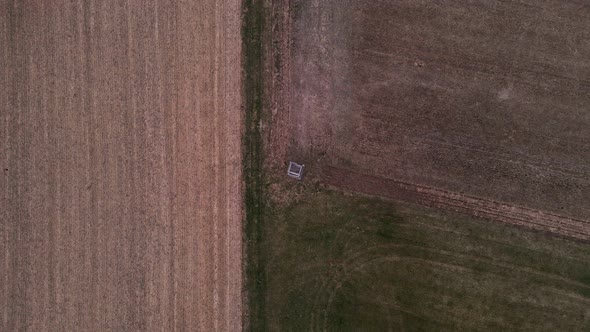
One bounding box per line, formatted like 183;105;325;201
285;0;590;239
1;1;242;330
262;0;292;172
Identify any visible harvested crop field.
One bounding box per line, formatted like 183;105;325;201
276;0;590;239
1;1;242;331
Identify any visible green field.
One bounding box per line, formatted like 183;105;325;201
261;188;590;331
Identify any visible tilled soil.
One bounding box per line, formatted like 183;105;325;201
283;0;590;239
1;1;242;331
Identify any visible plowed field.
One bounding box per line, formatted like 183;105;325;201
1;1;242;330
283;0;590;239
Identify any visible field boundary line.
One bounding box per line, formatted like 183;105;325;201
323;166;590;242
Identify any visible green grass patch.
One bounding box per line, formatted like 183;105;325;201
263;190;590;331
242;0;266;331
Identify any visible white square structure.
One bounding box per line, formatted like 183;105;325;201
287;161;304;180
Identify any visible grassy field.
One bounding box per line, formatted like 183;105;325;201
262;187;590;331
243;0;266;330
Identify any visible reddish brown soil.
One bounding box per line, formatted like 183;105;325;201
1;1;242;331
276;0;590;239
263;0;293;173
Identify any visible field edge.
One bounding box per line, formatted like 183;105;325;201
242;0;267;331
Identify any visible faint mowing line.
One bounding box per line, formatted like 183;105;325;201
212;0;221;330
170;2;179;329
313;244;590;331
222;1;232;330
1;7;8;328
152;0;168;327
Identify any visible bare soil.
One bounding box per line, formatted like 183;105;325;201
1;1;242;331
279;0;590;239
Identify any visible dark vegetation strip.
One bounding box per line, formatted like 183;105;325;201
242;0;266;330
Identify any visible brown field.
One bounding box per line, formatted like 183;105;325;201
1;1;242;331
268;0;590;239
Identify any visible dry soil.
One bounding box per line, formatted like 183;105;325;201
280;0;590;240
1;1;242;331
